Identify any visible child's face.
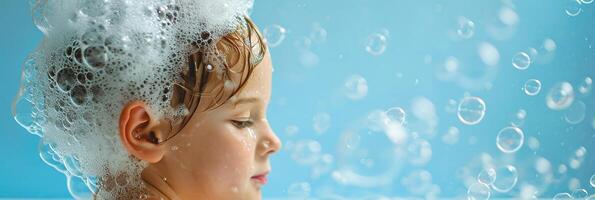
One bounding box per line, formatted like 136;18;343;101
150;49;281;199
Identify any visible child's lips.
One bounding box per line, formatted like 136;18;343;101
250;172;268;185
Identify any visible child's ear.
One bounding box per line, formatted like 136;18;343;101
119;101;168;163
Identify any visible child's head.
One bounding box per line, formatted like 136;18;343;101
13;0;279;199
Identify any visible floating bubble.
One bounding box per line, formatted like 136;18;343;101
511;109;527;127
524;79;542;96
67;175;93;199
309;23;327;43
565;0;582;16
83;46;108;69
467;183;491;200
401;170;433;194
569;146;587;170
554;193;573;200
365;33;387;56
299;50;319;68
38;141;66;173
564;100;586;124
590;174;595;187
56;68;77;92
344;74;368;100
478;42;500;67
290;139;321;166
512;52;531;70
491;165;518;192
80;0;109;17
496;126;524;153
407;138;432;166
31;0;51;35
572;189;589;199
457;96;486;125
477;168;497;185
456;17;475;39
546;82;575;110
313;112;331;134
385;107;406;125
262;24;286;47
442;126;460;145
582;0;594;3
288;182;311;198
578;77;592;94
499;7;519;26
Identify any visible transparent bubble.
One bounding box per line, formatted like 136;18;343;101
457;17;475;39
365;33;387;56
80;0;109;17
512;52;531;70
588;194;595;200
385;107;406;125
565;0;582;16
478;42;500;67
564;100;586;124
31;0;51;35
496;126;524;153
313;112;331;134
524;79;542;96
67;175;93;199
310;23;327;43
467;182;491;200
70;85;88;106
401;170;433;194
287;182;311;198
83;46;108;69
546;82;575;110
64;155;84;178
582;0;594;3
262;24;286;47
290;139;321;166
554;193;573;200
477;168;497;185
491;165;518;192
511;109;527;127
56;68;77;92
442;126;460;145
457;96;487;125
38;141;66;173
591;174;595;188
572;189;589;199
578;77;592;94
12;95;39;135
407;138;432;166
81;28;105;46
344;74;368;100
499;7;519;26
299;50;319;68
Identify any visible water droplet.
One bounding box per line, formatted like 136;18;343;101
365;33;387;56
524;79;542;96
312;112;331;134
344;74;368;100
496;126;524;153
457;96;486;125
467;182;491;200
565;0;582;16
564;100;586;124
477;168;497;185
385;107;406;125
263;24;286;47
457;17;475;39
512;52;531;70
490;165;518;192
546;82;575;110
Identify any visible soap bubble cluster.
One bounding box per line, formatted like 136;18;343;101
14;0;254;198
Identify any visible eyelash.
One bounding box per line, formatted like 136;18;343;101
231;120;254;129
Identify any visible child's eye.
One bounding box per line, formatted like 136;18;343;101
231;120;254;129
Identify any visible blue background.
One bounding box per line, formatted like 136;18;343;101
1;0;594;198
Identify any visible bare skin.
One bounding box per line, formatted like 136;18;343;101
118;48;281;199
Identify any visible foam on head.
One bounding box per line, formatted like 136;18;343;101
14;0;253;198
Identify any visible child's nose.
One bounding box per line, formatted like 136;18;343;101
258;122;282;157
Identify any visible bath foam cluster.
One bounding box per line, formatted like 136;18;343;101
13;0;253;198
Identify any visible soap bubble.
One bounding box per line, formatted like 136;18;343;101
477;168;497;185
80;0;109;17
467;182;491;200
313;112;331;134
262;24;286;47
67;175;94;199
83;46;108;69
385;107;406;125
31;0;51;35
401;170;433;194
554;193;573;200
56;68;77;92
512;52;531;70
309;23;327;43
511;109;527;127
572;189;589;199
578;77;592;94
457;17;475;39
590;174;595;187
524;79;542;96
406;138;432;166
287;182;311;198
490;165;518;192
582;0;594;3
442;126;460;145
565;0;582;16
457;96;486;125
290;139;321;166
38;141;66;173
478;42;500;67
564;100;586;124
70;85;88;106
496;126;524;153
546;82;574;110
365;33;387;56
344;74;368;100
